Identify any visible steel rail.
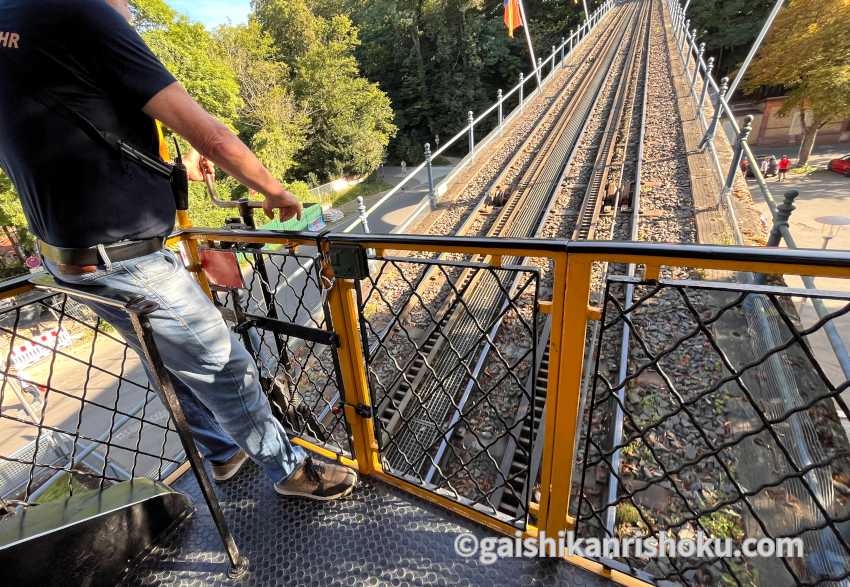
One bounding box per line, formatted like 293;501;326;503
342;1;617;234
492;0;654;518
374;1;646;506
414;2;648;479
377;2;643;440
314;8;633;429
604;0;654;534
364;4;632;355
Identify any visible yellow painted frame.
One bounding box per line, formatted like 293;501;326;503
102;230;850;586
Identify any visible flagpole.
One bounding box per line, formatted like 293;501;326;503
516;0;540;85
582;0;590;21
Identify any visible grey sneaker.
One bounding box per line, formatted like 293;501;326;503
274;457;357;501
210;449;250;482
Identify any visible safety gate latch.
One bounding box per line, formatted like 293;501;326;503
328;244;370;280
237;315;340;348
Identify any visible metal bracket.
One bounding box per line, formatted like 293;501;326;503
354;404;373;419
328;244;369;280
242;314;340;348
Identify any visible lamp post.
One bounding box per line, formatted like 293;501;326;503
816;216;850;249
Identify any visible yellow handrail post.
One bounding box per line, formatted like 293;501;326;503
175;211;213;300
539;253;593;536
323;271;382;476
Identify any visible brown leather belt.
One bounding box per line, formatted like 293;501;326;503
37;237;165;273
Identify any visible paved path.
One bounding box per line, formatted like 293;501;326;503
0;333;182;497
325;164;455;234
749;144;850;403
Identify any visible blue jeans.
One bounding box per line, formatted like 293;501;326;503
45;249;305;483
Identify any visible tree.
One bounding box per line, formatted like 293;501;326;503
308;0;593;163
688;0;774;78
253;0;397;180
744;0;850;165
215;22;309;186
0;171;33;262
131;0;241;126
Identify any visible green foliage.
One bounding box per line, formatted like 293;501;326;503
616;502;642;528
215;22;309;181
0;170;34;255
286;180;314;204
131;0;241;125
2;0;601;239
310;0;588;162
186;183;232;228
699;508;744;541
745;0;850;162
254;1;397;181
292;15;396;179
33;473;96;505
332;176;391;207
688;0;774;77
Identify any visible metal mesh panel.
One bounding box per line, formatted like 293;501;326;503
212;243;352;458
576;275;850;586
357;252;539;527
0;289;182;508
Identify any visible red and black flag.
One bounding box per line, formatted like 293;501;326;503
503;0;523;38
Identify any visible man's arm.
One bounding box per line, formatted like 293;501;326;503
143;82;302;221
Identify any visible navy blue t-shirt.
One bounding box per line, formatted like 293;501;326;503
0;0;177;248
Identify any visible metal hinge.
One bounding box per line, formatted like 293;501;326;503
354;404;373;418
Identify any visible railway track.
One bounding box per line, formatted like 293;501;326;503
495;0;654;519
311;4;633;433
363;0;650;507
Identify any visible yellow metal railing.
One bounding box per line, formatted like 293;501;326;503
10;226;848;586
174;229;850;585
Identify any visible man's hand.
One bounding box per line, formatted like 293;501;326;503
183;148;215;182
263;190;303;222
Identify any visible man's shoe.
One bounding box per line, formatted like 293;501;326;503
210;449;250;482
274;457;357;501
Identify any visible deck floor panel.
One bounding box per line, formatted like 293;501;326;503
124;461;613;586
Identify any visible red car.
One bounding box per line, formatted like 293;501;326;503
828;155;850;176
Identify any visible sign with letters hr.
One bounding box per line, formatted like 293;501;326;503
0;32;20;49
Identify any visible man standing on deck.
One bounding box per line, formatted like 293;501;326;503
0;0;357;500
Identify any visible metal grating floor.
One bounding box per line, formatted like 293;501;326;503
124;460;613;586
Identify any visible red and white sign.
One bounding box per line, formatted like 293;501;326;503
10;329;73;369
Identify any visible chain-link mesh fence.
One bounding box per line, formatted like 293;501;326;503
0;288;182;509
208;243;352;458
576;274;850;586
356;251;540;527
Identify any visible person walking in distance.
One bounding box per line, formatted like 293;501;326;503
778;154;791;182
767;155;778;177
0;0;356;499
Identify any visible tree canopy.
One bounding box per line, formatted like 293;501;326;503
688;0;774;78
307;0;592;162
744;0;850;164
0;0;595;242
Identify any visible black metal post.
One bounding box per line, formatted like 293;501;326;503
720;115;753;204
767;190;799;247
425;143;436;209
239;202;290;372
699;76;729;151
128;301;248;579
